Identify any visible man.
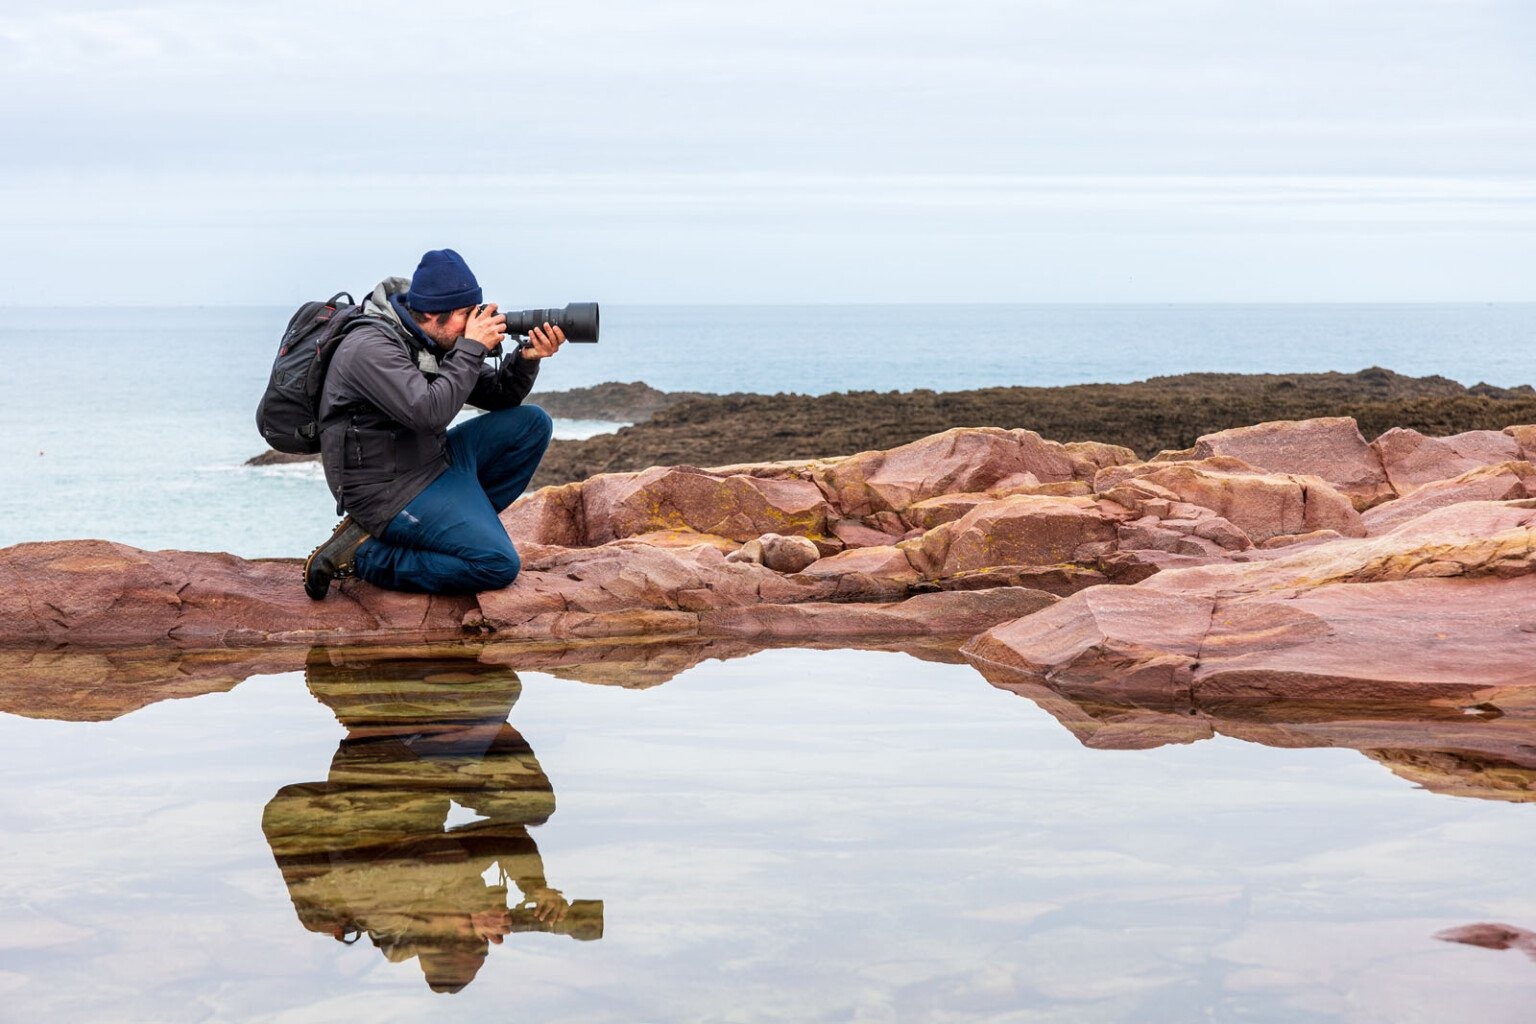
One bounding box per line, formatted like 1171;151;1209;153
303;248;564;599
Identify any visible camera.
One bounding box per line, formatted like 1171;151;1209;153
483;302;600;344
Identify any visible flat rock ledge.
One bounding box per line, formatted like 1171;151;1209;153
7;420;1536;677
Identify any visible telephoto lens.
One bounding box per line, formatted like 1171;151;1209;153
503;302;600;343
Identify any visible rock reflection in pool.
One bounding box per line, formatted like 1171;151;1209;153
260;648;602;993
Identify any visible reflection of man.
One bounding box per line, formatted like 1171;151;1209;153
262;649;601;994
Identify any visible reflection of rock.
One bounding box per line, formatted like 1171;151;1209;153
262;649;602;994
0;636;976;722
0;646;302;721
972;622;1536;802
1435;923;1536;962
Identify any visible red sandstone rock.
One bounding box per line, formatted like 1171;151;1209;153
579;466;833;545
964;501;1536;707
1503;425;1536;462
0;540;475;648
1094;456;1364;544
698;587;1058;639
902;494;1120;580
1362;462;1536;535
1155;417;1394;510
725;533;823;573
1371;427;1522;494
795;545;919;601
818;427;1134;519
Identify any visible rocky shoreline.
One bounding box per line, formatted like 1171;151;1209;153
245;368;1536;486
10;409;1536;712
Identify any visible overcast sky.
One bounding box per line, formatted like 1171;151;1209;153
1;0;1532;303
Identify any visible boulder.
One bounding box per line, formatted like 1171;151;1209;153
964;501;1536;705
500;481;585;546
725;533;822;573
1094;456;1364;544
1155;417;1393;510
1371;427;1523;494
1362;462;1536;535
580;466;832;545
902;494;1119;580
818;427;1134;519
0;540;476;648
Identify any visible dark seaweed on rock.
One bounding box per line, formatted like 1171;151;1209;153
530;368;1536;487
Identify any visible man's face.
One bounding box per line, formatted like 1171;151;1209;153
419;308;471;346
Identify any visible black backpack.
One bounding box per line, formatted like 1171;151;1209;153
256;292;371;454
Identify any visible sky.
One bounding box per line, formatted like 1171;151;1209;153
0;0;1533;304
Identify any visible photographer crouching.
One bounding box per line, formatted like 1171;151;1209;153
304;248;570;599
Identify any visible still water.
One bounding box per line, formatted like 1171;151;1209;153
2;641;1534;1022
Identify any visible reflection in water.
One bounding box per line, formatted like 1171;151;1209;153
1436;922;1536;965
261;648;602;994
972;660;1536;803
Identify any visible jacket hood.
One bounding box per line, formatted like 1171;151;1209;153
363;277;411;326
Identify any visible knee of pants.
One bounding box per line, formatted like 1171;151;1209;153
468;547;521;590
520;404;554;446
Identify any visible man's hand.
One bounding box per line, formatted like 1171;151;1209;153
521;322;566;360
464;303;507;351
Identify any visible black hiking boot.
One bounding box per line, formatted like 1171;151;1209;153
303;517;370;600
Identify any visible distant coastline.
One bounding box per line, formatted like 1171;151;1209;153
247;369;1536;489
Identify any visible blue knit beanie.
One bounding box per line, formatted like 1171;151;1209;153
406;249;482;312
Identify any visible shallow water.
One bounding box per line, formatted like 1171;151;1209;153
2;642;1534;1022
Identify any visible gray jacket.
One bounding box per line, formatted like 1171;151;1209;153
318;277;540;535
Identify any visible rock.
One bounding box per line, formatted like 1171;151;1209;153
818;427;1134;519
530;380;697;422
725;533;822;573
1155;417;1393;510
0;540;476;648
699;588;1058;639
902;494;1120;580
1258;528;1344;550
1503;425;1536;462
501;481;585;546
794;545;921;601
964;501;1536;706
1094;456;1364;544
579;466;832;546
1362;462;1536;535
1371;427;1522;494
246;449;320;466
829;519;903;548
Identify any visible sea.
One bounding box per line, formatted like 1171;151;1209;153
1;302;1531;558
3;304;1536;1022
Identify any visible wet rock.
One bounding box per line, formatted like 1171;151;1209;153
1155;417;1393;510
1094;456;1364;544
1371;426;1522;494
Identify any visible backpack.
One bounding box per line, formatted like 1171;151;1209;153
255;291;371;454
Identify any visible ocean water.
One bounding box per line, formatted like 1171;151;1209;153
1;303;1532;558
5;305;1536;1021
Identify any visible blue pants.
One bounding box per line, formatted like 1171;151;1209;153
354;405;553;595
